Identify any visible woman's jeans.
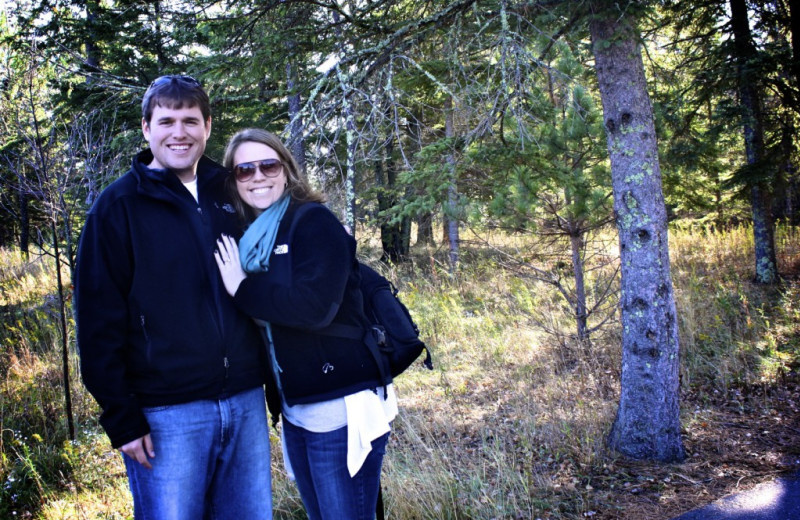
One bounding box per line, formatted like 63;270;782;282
123;387;272;520
283;418;389;520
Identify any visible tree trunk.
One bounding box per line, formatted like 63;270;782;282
589;7;685;462
284;8;306;173
789;0;800;92
19;190;30;257
417;212;434;246
286;54;306;173
730;0;778;283
52;219;75;441
152;1;166;71
332;12;357;233
378;132;410;263
375;150;395;262
444;95;459;271
785;138;799;226
85;1;101;72
569;231;588;341
27;71;75;441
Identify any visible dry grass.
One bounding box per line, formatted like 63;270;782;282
362;224;800;520
1;223;799;519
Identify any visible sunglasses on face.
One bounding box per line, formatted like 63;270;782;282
233;159;285;182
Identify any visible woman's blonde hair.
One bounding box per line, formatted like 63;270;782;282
223;128;326;223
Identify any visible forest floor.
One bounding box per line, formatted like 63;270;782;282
586;367;800;519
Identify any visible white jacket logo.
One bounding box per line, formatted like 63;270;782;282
274;244;288;254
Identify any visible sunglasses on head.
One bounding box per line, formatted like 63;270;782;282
148;75;201;89
233;159;285;182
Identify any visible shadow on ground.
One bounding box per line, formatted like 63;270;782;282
672;472;800;520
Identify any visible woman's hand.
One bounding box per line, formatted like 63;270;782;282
214;235;247;296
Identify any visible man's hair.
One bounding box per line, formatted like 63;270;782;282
223;128;326;223
142;75;210;123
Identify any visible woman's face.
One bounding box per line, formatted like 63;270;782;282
232;141;287;215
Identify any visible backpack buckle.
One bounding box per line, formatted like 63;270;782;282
372;325;387;346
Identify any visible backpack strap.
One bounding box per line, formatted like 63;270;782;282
286;202;392;393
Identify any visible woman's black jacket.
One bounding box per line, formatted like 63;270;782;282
233;201;386;416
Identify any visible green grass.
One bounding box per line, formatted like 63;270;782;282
1;223;799;519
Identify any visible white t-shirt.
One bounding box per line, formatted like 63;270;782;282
183;178;198;201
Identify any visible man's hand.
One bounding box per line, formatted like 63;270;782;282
120;434;155;469
215;234;247;296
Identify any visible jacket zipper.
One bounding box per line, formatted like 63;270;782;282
195;201;230;380
139;166;230;383
140;315;153;364
140;315;150;343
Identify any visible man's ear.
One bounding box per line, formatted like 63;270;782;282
205;117;212;138
142;118;150;139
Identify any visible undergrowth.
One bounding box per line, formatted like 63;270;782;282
1;224;798;519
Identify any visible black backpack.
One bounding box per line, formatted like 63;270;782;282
288;203;433;382
358;262;433;378
357;264;433;520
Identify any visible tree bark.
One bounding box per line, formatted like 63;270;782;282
417;212;434;246
444;95;459;272
569;231;588;341
284;3;309;173
285;51;306;173
19;190;30;256
788;0;800;91
378;126;410;263
333;11;357;233
52;218;75;441
729;0;778;283
152;1;167;71
589;7;685;462
85;1;101;72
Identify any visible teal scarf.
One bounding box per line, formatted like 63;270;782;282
239;194;291;274
238;194;291;391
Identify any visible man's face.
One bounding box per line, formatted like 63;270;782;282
142;103;211;182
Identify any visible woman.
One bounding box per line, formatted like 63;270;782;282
214;128;397;520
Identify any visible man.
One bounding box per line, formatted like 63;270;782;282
75;75;272;519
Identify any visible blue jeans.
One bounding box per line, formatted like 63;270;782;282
283;418;389;520
124;387;272;520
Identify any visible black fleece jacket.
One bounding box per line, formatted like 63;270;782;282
234;201;386;412
75;150;266;448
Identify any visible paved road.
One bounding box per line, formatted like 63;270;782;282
671;473;800;520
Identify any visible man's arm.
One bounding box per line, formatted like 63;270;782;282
75;204;151;449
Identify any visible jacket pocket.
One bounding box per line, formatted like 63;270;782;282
139;314;153;365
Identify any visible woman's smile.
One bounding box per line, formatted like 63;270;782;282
233;142;287;214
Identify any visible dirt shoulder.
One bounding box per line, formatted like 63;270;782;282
591;368;800;519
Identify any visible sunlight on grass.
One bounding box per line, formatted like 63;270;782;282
38;432;132;520
0;249;57;307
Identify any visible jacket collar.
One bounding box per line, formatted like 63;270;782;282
131;149;227;201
